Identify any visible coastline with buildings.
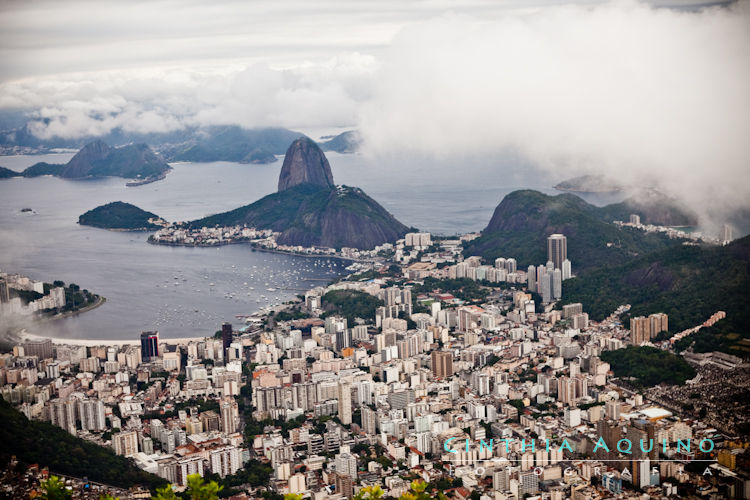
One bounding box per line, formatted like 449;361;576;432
3;225;748;499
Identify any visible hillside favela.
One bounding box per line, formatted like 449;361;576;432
0;1;749;500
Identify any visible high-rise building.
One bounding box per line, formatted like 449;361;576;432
630;313;668;344
209;446;242;477
0;279;9;303
572;312;589;330
630;316;650;345
361;406;377;435
493;469;510;491
562;258;572;280
334;472;354;498
112;430;139;457
221;322;233;361
630;214;641;225
547;234;567;270
527;265;536;292
431;350;453;379
335;445;358;478
541;272;552;304
79;399;106;431
337;381;352;425
388;389;416;410
562;303;583;319
720;224;733;245
552;269;562;300
335;328;352;352
22;339;53;360
221;398;239;434
519;470;539;496
140;331;159;362
649;313;668;337
50;398;77;435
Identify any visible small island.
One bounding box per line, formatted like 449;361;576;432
554;174;622;193
79;201;167;231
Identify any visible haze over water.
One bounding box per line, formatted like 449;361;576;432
0;151;624;340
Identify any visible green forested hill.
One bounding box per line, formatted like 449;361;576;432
464;190;678;272
563;235;750;356
189;183;409;250
0;398;166;490
601;346;696;386
79;201;162;230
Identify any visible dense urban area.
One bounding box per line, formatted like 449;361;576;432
1;229;748;500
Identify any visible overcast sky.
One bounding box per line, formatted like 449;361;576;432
1;0;748;229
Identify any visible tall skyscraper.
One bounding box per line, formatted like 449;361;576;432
140;331;159;362
79;399;106;431
335;328;352;352
547;234;567;270
50;398;77;435
541;272;552;304
720;224;733;245
649;313;668;337
221;398;239;434
630;313;668;344
562;259;572;280
221;322;233;361
552;268;562;300
337;381;352;425
527;265;536;292
361;406;377;435
0;279;9;303
431;350;453;379
630;317;650;345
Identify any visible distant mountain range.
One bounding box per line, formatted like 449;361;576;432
554;174;623;193
0;140;171;183
189;138;408;249
0;118;361;159
318;130;361;153
162;126;304;164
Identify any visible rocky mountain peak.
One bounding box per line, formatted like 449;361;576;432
60;140;112;178
277;137;334;192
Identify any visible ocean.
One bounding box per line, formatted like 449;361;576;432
0;151;624;340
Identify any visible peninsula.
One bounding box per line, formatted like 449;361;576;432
0;140;172;185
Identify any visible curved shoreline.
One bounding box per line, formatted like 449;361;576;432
54;295;107;319
148;238;368;264
35;295;108;324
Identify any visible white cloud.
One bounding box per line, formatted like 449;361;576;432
0;0;747;230
359;1;750;227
